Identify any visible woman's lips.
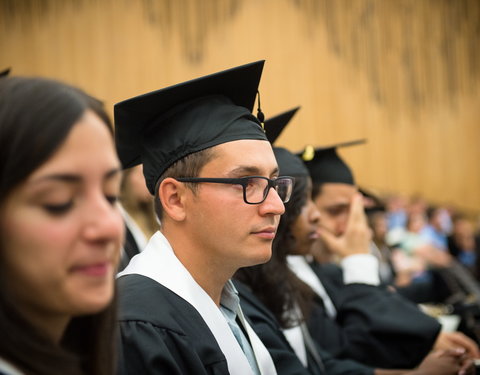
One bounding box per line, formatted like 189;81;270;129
71;262;110;276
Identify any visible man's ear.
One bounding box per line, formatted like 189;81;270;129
158;178;187;222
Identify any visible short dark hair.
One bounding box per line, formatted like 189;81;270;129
0;76;116;375
154;148;216;222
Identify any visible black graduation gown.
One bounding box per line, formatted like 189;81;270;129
307;262;441;369
234;280;374;375
117;274;229;375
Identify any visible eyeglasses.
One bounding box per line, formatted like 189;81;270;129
175;176;295;205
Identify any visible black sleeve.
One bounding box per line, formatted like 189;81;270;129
118;320;198;375
309;281;440;369
117;275;229;375
118;320;229;375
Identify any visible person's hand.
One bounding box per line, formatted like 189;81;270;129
434;331;480;359
413;349;462;375
375;349;475;375
437;349;475;375
317;193;371;258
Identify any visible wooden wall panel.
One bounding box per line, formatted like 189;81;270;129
1;0;479;214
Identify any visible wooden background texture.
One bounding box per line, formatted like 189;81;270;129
1;0;479;215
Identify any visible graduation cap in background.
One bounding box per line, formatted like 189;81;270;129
0;68;11;78
263;106;308;177
264;106;300;144
114;60;268;194
273;147;309;178
298;139;367;186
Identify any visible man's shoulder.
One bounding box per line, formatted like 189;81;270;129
117;274;205;333
117;274;229;373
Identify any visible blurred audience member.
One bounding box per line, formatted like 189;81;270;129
448;216;480;280
423;206;452;251
118;164;157;270
385;193;408;231
368;209;396;285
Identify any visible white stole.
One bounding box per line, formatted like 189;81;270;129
287;255;337;318
282;324;308;366
118;231;277;375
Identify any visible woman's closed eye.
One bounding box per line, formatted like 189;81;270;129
43;201;74;215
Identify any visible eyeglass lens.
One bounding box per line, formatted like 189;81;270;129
245;177;292;204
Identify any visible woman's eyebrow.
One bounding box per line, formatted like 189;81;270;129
31;174;82;184
31;167;122;184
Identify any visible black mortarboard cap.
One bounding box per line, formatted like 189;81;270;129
297;139;366;185
0;68;11;78
273;147;309;178
114;61;268;194
264;107;300;144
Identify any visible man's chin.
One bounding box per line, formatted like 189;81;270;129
311;240;335;264
243;247;272;268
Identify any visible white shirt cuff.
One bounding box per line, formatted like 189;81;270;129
341;254;380;286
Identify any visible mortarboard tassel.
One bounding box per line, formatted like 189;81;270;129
256;90;265;131
302;145;315;161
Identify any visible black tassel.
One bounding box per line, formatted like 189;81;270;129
256;90;265;130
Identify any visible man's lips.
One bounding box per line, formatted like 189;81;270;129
251;226;277;239
309;231;320;240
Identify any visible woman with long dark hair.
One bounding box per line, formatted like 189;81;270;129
0;76;124;374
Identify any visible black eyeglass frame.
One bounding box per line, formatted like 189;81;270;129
175;176;295;205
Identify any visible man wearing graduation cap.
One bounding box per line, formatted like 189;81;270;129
114;61;295;375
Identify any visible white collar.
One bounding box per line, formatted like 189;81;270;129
119;231;277;375
287;255;337;318
0;358;24;375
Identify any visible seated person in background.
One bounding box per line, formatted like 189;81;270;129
115;61;289;375
0;76;123;374
384;193;408;232
235;116;473;374
362;189;396;285
118;164;157;270
423;206;452;251
448;215;480;280
295;140;480;368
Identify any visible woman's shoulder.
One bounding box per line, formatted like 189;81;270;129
0;358;24;375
